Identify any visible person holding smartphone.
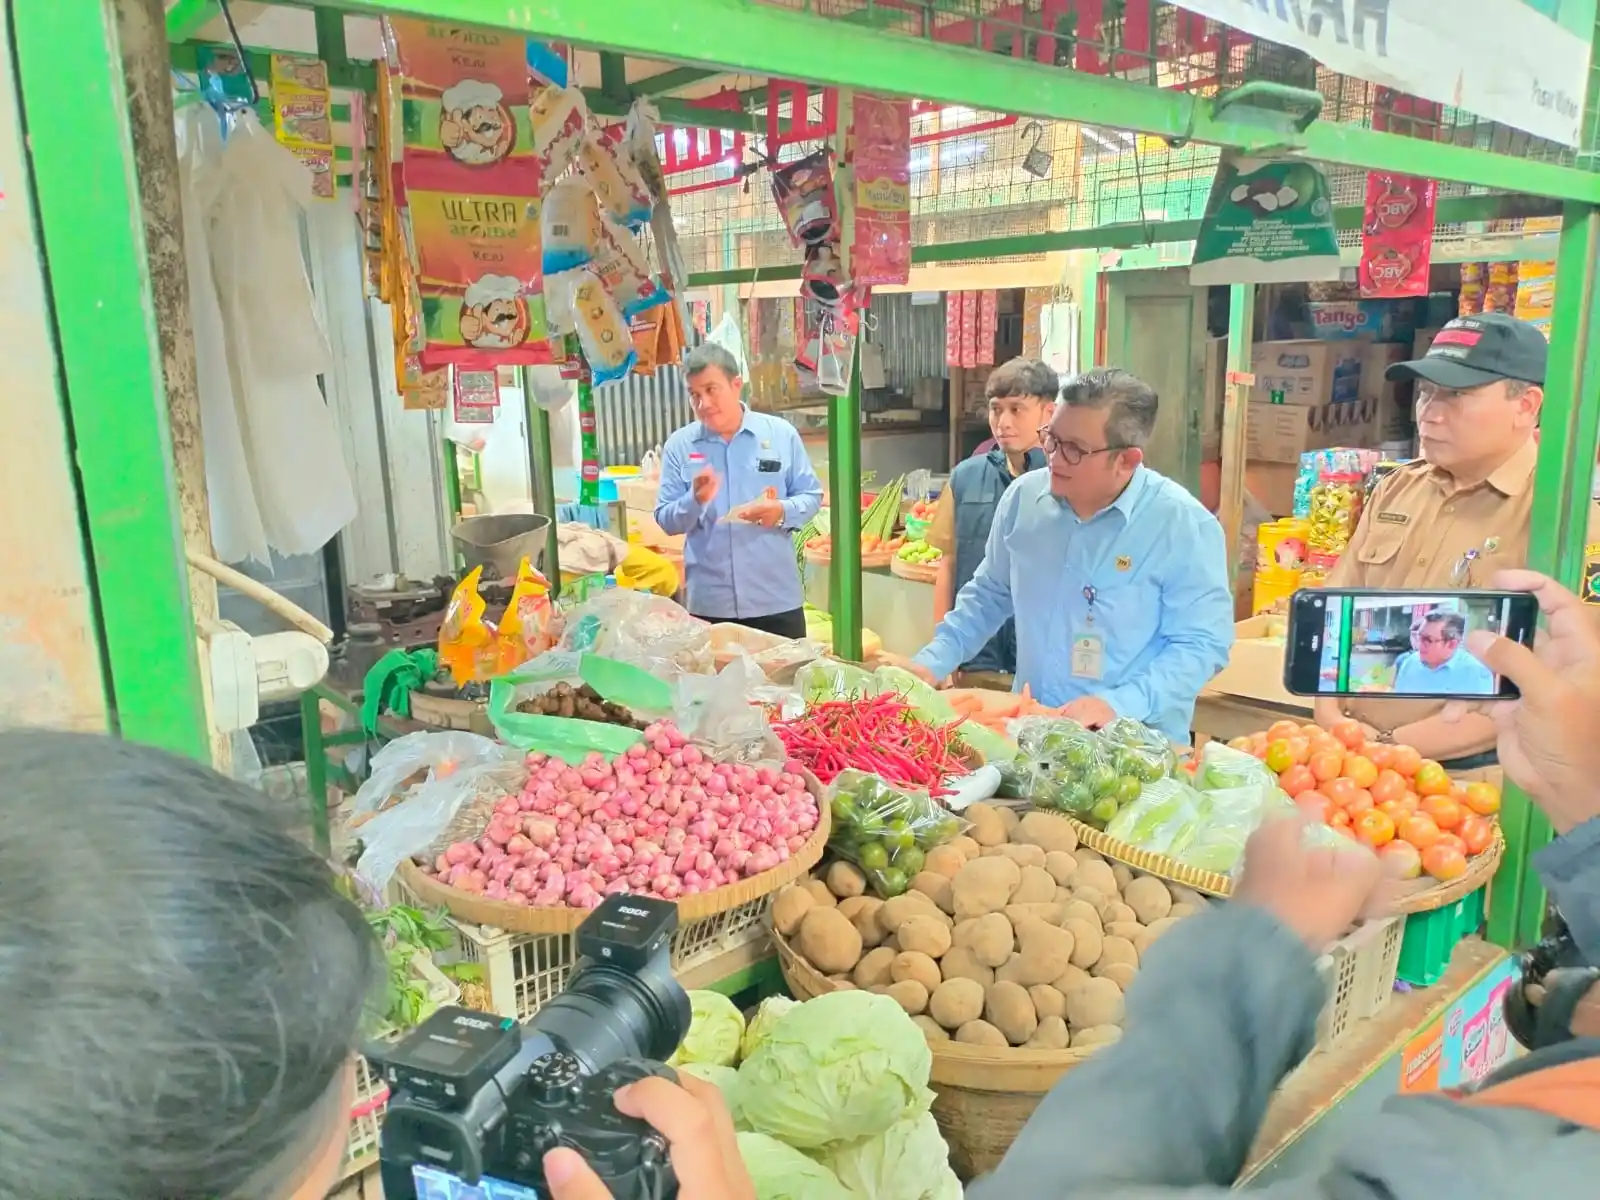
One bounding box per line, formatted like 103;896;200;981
1313;310;1600;767
965;572;1600;1199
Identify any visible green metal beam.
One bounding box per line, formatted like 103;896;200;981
317;0;1600;203
164;0;219;42
599;51;630;105
634;65;724;97
18;0;209;759
684;192;1563;287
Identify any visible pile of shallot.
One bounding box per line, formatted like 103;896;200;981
420;721;821;909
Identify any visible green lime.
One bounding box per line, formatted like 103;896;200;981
877;867;909;897
895;846;926;876
857;841;889;872
1064;743;1096;772
1090;797;1120;827
1087;765;1119;797
1064;783;1095;814
1115;775;1143;805
883;822;916;854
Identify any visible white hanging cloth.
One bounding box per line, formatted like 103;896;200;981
176;103;268;565
198;109;357;559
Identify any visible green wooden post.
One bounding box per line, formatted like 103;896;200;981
1219;285;1256;590
828;338;864;661
16;0;208;759
1488;202;1600;950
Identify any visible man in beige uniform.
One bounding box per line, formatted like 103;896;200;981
1315;310;1600;769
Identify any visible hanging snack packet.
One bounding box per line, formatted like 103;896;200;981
564;268;637;386
385;17;540;194
591;210;670;317
630;292;685;375
541;176;600;276
1459;262;1487;316
408;190;543;294
771;150;837;245
577;125;654;230
1358;172;1436;299
801;237;847;306
530;82;589;181
439;566;497;685
1486;261;1519;313
492;557;555;673
430;273;550;368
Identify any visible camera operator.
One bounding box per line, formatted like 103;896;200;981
968;568;1600;1198
541;1075;753;1200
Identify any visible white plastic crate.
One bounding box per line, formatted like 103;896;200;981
393;880;774;1023
1312;916;1404;1051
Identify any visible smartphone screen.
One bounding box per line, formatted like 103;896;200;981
1283;589;1537;699
412;1164;542;1200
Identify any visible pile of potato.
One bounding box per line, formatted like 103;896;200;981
773;803;1207;1051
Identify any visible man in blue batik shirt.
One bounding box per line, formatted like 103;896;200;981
908;368;1234;744
1391;610;1497;695
654;344;823;639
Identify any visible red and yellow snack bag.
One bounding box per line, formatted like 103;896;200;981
438;566;496;685
492;558;555;673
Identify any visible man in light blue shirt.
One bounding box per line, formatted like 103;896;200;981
909;368;1234;743
1392;610;1497;695
654;344;823;638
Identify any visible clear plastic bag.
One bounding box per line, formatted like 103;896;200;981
707;622;826;684
559;589;712;680
825;769;967;897
1099;717;1179;783
1104;776;1209;856
1195;739;1278;792
1177;782;1293;875
352;733;525;890
1003;717;1142;828
487;650;672;762
794;658;874;704
674;657;785;764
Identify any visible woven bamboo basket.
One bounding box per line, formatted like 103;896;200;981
889;556;940;584
773;923;1098;1179
397;769;832;935
1065;816;1504;912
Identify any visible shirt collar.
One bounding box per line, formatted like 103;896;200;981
1426;436;1538;497
1035;465;1149;519
695;405;754;443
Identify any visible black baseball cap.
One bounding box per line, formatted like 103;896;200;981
1385;311;1547;390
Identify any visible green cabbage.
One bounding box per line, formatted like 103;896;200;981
677;1062;744;1126
737;991;934;1150
737;1132;854;1200
668;990;745;1069
741;995;799;1061
818;1110;959;1200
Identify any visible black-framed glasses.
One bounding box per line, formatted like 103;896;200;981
1038;427;1128;465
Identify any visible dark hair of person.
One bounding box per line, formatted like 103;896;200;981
1423;610;1468;642
683;342;742;383
985;357;1059;403
1058;367;1160;450
0;730;381;1199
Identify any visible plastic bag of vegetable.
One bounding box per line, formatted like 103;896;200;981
488;650;672;763
559;587;713;680
872;663;958;722
1100;716;1179;782
674;657;786;764
1196;738;1278;792
795;658;874;704
741;995;799;1061
1104;776;1210;856
737;990;934;1150
825;769;967;897
1004;717;1143;828
736;1132;854;1200
1177;782;1294;874
668;990;747;1069
817;1110;962;1200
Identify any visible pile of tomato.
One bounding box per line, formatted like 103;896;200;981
1227;718;1501;884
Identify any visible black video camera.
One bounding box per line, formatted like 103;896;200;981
1504;909;1600;1052
373;894;691;1200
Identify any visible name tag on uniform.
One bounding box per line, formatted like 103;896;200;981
1070;631;1105;680
1377;511;1409;525
758;458;781;473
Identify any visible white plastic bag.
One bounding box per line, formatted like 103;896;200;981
706;312;749;379
352;731;524;890
674;658;784;763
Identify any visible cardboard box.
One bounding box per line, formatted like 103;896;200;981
1303;299;1417;344
1207;615;1309;710
1360;341;1415;440
616;477;685;552
1246;462;1300;517
1251;339;1365;407
1247;398;1381;464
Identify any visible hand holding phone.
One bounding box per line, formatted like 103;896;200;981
1284;589;1539;700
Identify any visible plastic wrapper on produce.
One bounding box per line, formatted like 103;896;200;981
1098;716;1180;780
1195;737;1279;792
1000;718;1134;828
488;650;672;762
1104;776;1210;856
353;735;527;892
559;589;713;680
707;621;827;684
1177;779;1294;875
795;658;874;704
941;763;1003;812
350;730;515;819
825;769;968;897
675;657;787;763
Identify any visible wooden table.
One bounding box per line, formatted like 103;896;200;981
1193;687;1313;745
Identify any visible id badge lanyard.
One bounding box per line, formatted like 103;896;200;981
1068;482;1152;681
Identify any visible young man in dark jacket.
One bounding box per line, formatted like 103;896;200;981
925;358;1056;685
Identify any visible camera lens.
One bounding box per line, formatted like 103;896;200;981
528;958;691;1072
